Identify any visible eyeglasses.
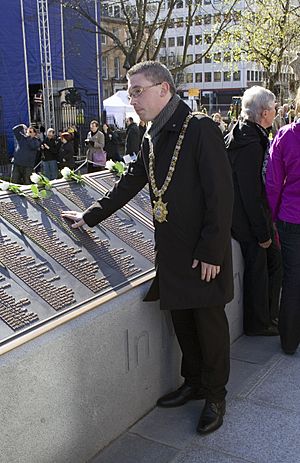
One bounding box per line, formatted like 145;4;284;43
128;82;162;99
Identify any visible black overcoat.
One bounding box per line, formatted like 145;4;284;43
83;101;234;310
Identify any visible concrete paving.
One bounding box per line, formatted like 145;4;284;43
89;336;300;463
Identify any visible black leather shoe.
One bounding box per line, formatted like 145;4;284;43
157;383;205;408
197;399;226;435
245;325;279;336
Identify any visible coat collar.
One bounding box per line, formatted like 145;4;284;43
163;100;191;133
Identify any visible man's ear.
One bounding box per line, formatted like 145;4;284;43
160;82;170;97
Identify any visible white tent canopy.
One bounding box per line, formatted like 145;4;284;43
103;90;139;128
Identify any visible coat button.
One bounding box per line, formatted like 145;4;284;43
172;124;176;127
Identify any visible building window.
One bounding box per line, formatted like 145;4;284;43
204;0;211;4
177;36;184;46
187;54;193;64
204;34;212;44
186;73;193;83
101;34;106;45
114;5;120;17
102;56;108;79
177;17;184;27
214;71;221;82
114;57;120;79
205;72;212;82
161;38;166;48
176;0;183;7
205;55;211;63
168;54;175;65
177;72;185;84
160;56;167;64
168;18;175;28
188;35;193;45
213;52;221;62
195;73;202;82
168;37;175;47
214;13;221;23
204;14;211;24
233;70;241;81
195;35;202;45
247;70;250;80
195;54;202;63
223;71;231;81
194;16;202;26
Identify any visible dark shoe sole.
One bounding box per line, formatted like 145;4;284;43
197;417;224;435
157;393;205;408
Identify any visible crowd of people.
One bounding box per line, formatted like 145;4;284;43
9;115;148;183
6;61;300;436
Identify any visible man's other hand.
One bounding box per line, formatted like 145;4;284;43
61;210;85;229
192;259;220;282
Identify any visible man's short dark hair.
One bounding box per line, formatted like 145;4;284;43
128;117;134;123
127;61;176;96
29;126;37;134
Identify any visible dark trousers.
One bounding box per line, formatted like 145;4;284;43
277;220;300;352
171;306;230;402
11;164;33;185
87;162;105;173
239;239;282;333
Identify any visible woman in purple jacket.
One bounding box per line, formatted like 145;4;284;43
266;88;300;355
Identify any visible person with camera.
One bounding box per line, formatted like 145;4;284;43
40;128;59;180
11;124;41;184
86;120;106;173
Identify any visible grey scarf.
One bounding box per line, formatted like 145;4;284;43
147;93;181;145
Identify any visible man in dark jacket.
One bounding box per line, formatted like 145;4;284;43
12;124;41;184
62;61;234;435
125;117;140;157
225;86;282;337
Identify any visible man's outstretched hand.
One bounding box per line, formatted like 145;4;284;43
192;259;220;282
61;210;86;229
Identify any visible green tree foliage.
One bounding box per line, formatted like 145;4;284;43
219;0;300;93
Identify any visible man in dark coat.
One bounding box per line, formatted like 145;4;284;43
12;124;41;184
62;61;234;435
125;117;140;156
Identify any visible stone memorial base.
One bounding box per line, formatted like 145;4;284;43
0;240;244;463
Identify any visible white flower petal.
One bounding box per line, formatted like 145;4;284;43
0;181;10;191
30;172;41;184
105;160;115;170
61;167;71;178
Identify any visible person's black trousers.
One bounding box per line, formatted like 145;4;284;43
239;239;282;333
277;220;300;352
171;306;230;402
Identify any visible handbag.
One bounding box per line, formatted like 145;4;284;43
92;148;107;167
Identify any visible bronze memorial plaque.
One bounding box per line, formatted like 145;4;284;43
0;175;154;347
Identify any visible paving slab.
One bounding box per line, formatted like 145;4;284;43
188;398;300;463
230;334;281;364
172;446;255;463
227;358;261;398
238;353;300;412
129;400;204;450
88;433;178;463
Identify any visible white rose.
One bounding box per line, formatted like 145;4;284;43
0;181;10;191
105;160;115;171
61;167;71;178
30;172;41;184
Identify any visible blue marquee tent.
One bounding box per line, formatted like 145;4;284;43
0;0;102;154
